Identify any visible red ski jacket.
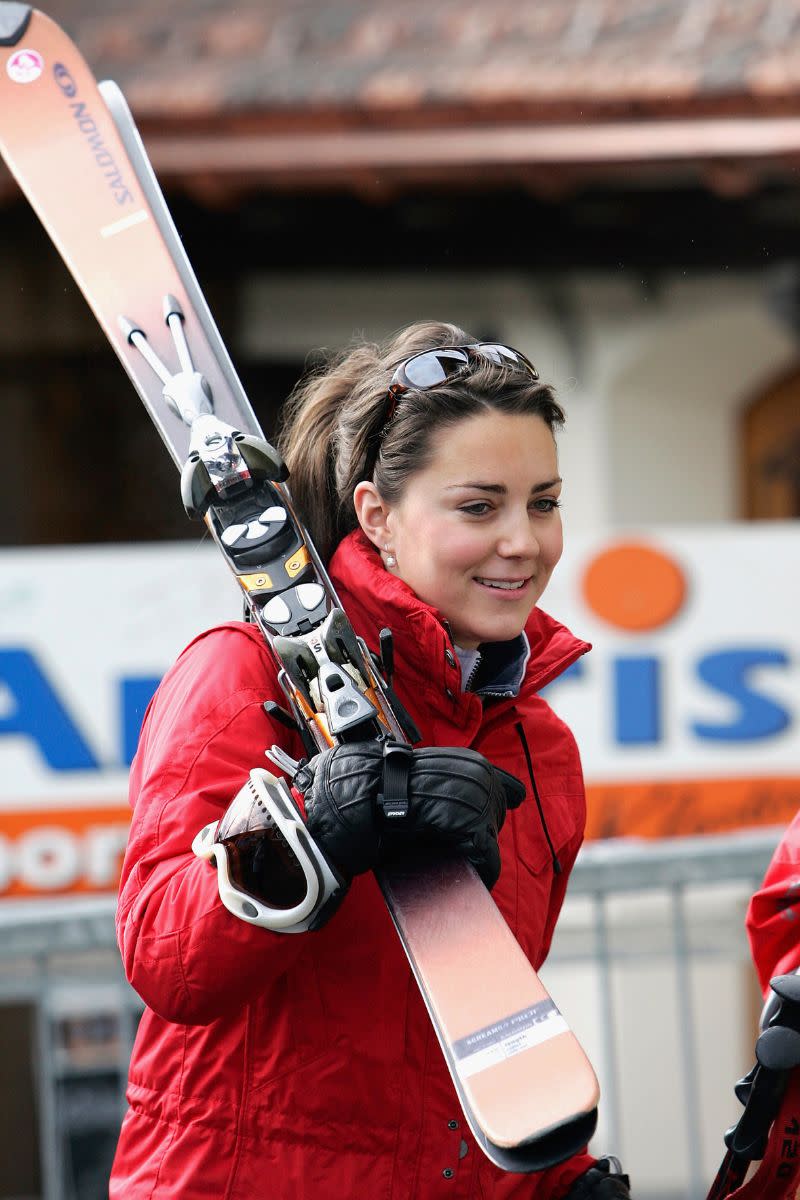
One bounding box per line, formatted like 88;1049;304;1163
747;811;800;996
110;530;594;1199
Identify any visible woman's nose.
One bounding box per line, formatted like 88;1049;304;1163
497;513;539;559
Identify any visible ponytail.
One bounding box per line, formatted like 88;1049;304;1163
278;340;385;561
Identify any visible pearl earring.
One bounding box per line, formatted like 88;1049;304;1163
384;544;397;568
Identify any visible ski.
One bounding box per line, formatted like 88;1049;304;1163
0;4;599;1171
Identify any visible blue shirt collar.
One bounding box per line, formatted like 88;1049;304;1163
454;632;531;698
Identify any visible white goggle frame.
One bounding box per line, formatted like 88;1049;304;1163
191;767;343;933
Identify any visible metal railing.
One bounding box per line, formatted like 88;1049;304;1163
546;828;784;1200
0;827;785;1199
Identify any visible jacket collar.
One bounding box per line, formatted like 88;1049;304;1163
328;530;590;700
456;634;530;698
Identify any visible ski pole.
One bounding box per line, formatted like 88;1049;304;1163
707;973;800;1199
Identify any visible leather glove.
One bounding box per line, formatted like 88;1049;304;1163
562;1157;632;1200
294;740;525;888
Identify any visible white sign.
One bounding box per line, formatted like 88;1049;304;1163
0;525;797;892
541;524;799;836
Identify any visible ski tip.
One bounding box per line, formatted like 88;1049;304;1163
0;3;32;47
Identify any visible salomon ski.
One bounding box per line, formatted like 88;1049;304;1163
0;4;599;1170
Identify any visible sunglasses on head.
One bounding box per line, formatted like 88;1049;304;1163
385;342;539;423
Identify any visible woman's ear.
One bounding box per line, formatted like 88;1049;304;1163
353;481;392;551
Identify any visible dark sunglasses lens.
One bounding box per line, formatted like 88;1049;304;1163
479;344;539;378
403;348;469;389
216;800;309;911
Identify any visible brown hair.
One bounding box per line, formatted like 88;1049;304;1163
278;321;564;562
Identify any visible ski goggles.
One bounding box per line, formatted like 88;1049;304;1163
192;768;344;933
384;342;539;424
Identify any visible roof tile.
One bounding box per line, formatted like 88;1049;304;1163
35;0;800;121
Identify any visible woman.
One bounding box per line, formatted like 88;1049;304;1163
110;322;631;1198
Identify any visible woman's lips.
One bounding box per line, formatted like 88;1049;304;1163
474;576;530;593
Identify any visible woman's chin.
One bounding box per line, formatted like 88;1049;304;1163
453;614;531;648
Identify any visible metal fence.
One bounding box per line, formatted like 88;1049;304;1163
545;828;784;1200
0;897;133;1200
0;827;784;1200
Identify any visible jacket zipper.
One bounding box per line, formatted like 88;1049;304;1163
514;721;562;876
463;652;482;693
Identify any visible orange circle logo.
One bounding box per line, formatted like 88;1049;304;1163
582;542;687;632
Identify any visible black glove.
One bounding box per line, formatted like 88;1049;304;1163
562;1157;631;1200
294;740;525;889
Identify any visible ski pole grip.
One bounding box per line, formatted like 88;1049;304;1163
761;969;800;1032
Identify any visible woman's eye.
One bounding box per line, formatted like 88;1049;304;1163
459;502;493;516
531;498;561;513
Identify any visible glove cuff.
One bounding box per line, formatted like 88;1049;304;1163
563;1156;631;1200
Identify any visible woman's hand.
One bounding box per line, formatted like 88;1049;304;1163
294;740;525;888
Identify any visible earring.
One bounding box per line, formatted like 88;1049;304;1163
384;544;397;569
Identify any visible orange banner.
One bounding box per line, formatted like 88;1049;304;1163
1;778;798;898
586;776;800;840
0;804;131;897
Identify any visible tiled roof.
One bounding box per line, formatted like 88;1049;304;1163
44;0;800;124
3;0;799;197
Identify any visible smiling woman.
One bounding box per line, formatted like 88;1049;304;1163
354;410;564;648
111;321;631;1200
